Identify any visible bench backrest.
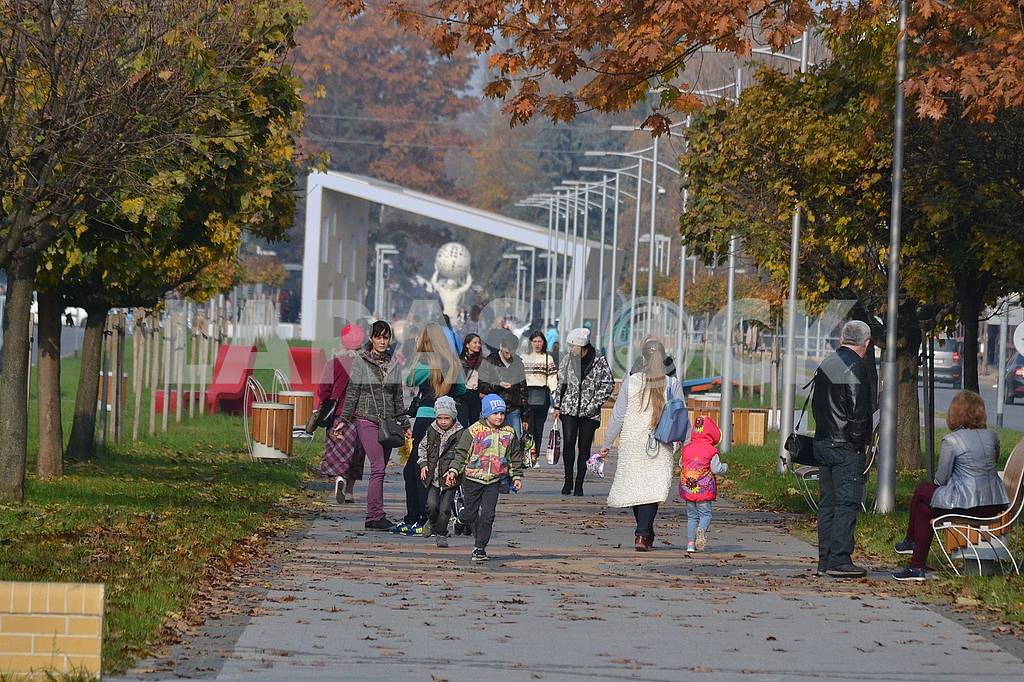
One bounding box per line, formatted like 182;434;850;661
1001;437;1024;523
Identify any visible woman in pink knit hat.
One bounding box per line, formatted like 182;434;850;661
317;322;367;503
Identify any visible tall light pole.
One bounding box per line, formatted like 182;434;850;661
876;0;909;514
502;253;522;319
778;30;813;471
579;165;640;367
719;234;738;452
997;298;1009;428
516;245;537;327
373;243;397;318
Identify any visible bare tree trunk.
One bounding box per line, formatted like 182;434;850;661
132;312;143;441
0;254;38;501
175;312;185;424
36;286;64;479
67;306;109;461
148;319;159;436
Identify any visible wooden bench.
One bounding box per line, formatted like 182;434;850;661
933;438;1024;576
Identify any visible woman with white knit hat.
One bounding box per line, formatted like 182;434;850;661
552;327;614;495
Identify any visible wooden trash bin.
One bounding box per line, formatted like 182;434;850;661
276;390;314;434
251;402;294;459
687;407;768;446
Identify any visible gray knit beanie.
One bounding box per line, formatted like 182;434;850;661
434;396;458;419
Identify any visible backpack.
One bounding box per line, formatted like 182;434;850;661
652;379;689;444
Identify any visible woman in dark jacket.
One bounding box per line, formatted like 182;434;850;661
478;328;528;438
457;333;484;425
338;320;411;530
892;390;1009;581
396;324;465;535
552;327;614;496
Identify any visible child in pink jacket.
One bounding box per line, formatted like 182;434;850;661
679;416;728;552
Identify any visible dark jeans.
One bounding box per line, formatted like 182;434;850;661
402;416;431;525
461;479;501;549
527;404;548;454
632;503;659;541
905;481;1005;569
814;440;866;570
426;484;457;537
458;392;482;426
561;415;600;491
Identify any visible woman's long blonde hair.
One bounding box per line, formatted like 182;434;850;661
412;324;459;397
639;340;668;429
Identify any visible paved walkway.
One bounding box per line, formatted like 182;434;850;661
118;462;1024;681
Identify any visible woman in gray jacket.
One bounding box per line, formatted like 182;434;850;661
892;390;1009;581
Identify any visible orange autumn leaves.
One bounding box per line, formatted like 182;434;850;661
339;1;1024;128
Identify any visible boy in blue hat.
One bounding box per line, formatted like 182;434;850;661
444;393;524;562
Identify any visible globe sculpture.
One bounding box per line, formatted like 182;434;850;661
435;242;471;279
431;242;473;319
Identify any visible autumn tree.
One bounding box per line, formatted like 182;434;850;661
346;1;1024;131
0;0;305;501
293;0;476;196
679;16;1024;469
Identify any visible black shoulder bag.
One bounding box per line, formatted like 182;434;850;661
784;372;819;467
371;365;405;449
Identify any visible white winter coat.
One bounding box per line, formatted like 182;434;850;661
604;373;683;508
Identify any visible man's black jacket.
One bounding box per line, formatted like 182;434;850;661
811;346;871;450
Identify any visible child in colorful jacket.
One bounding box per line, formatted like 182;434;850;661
679;415;728;552
444;393;524;563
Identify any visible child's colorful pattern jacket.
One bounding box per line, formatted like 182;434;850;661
447;419;524;486
679;416;728;503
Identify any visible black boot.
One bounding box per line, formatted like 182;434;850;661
561;478;573;495
573;472;586;496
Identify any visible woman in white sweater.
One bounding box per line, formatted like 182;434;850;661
522;331;558;461
598;340;684;551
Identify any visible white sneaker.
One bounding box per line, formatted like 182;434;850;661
687;543;696;553
695;527;707;551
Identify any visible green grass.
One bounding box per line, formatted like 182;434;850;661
4;347;320;674
722;431;1024;624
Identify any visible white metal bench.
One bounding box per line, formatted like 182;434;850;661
932;439;1024;576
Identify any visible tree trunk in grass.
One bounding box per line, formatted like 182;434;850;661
895;302;923;472
67;305;109;461
0;253;38;501
36;286;64;480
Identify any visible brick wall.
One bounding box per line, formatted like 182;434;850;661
0;582;104;679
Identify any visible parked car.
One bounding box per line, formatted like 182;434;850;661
1004;353;1024;405
930;337;963;389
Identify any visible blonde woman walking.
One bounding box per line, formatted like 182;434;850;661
598;340;685;550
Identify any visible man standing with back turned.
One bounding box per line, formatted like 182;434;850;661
812;320;872;578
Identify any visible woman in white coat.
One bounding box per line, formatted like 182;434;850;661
598;340;684;551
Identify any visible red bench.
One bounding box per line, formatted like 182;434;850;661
205;344;257;415
288;346;328;406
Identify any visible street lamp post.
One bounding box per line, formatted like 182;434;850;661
876;0;909;513
578;165;640;367
778;29;813;472
373;243;397;318
720;234;738;452
997;298;1009;428
502;253;523;320
516;245;537;327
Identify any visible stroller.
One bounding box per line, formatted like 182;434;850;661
451;485;473;536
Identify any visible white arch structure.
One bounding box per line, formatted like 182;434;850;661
301;171;600;340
